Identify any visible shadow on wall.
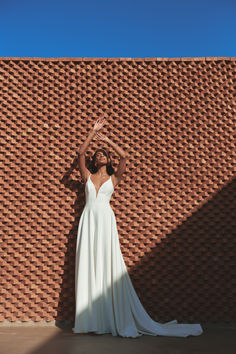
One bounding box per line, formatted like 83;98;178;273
58;154;235;326
15;160;234;354
128;176;236;323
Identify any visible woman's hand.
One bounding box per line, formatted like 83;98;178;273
94;131;109;142
93;116;106;132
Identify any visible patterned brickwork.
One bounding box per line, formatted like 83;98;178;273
0;57;235;323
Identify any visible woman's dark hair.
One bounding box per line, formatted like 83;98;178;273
88;148;115;175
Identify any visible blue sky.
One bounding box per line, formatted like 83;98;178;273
0;0;235;58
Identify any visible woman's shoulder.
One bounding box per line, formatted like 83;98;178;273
81;170;91;184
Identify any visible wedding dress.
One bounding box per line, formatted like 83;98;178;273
72;173;203;338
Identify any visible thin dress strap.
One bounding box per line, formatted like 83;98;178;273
85;172;91;184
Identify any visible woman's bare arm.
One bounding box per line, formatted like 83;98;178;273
95;131;126;158
107;138;127;184
78;118;106;182
78;128;96;155
95;131;127;184
106;137;127;158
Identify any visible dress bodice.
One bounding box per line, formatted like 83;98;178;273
85;173;114;206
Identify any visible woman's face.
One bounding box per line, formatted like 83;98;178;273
95;150;108;165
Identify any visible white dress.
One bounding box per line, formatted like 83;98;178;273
72;173;203;338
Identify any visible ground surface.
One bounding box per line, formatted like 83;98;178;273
0;323;235;354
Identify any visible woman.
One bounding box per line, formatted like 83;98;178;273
72;117;203;338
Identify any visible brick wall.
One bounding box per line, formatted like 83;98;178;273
0;57;235;323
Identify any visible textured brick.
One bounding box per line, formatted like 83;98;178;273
0;57;235;324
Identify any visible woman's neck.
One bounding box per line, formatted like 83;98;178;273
96;165;107;175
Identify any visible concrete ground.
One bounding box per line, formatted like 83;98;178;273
0;322;235;354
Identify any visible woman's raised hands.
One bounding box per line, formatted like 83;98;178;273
93;115;106;132
94;131;109;142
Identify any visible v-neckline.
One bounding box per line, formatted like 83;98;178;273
89;174;111;199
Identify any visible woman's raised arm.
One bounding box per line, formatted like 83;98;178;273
78;118;106;182
94;131;127;186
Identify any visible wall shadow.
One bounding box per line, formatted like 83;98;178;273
128;176;235;323
24;157;235;352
